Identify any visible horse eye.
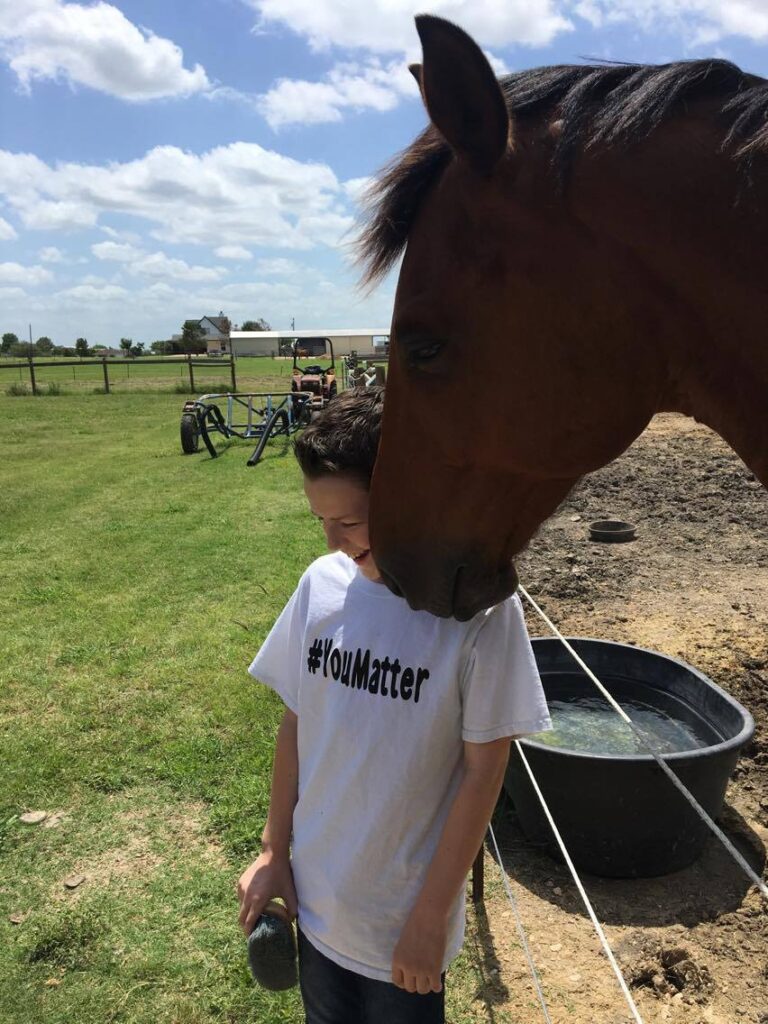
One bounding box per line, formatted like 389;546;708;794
409;341;444;362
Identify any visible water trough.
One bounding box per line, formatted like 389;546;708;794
504;638;755;878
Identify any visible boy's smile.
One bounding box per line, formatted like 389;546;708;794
304;474;382;583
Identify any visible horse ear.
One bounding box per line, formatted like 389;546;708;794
409;63;423;88
415;15;510;173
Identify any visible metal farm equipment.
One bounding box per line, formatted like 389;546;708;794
180;391;312;466
291;338;337;411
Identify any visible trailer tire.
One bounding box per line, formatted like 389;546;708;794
180;413;200;453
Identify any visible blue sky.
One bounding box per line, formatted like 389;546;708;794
0;0;766;346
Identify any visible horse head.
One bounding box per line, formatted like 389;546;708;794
363;16;767;619
366;16;687;618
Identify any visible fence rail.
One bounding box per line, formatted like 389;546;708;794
0;355;237;395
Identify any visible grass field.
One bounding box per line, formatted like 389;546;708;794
0;388;506;1024
0;356;300;396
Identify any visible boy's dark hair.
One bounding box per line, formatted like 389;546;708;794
294;385;384;485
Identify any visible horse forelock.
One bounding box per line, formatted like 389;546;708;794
356;125;450;288
357;58;768;286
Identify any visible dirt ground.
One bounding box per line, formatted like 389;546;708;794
469;414;768;1024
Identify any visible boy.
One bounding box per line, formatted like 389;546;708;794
237;386;550;1023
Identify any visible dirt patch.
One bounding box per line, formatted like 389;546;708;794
53;834;165;902
113;793;227;863
469;414;768;1024
51;787;227;903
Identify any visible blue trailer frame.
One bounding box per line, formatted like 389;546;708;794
180;390;313;466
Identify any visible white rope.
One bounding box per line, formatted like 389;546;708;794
486;820;554;1024
514;740;646;1024
518;585;768;901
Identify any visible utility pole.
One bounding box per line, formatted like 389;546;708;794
290;317;295;331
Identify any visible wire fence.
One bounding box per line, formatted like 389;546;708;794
0;355;236;395
484;585;766;1023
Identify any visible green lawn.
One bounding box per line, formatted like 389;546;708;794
0;356;298;395
0;390;499;1024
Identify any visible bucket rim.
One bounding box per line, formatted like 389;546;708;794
520;636;756;762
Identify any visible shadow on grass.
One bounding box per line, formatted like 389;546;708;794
460;901;510;1022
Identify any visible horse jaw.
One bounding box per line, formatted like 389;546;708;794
370;468;578;619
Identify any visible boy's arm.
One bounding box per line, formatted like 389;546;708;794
237;707;299;934
262;707;299;857
391;736;512;994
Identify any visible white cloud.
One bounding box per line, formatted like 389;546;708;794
54;282;129;305
100;225;142;243
0;0;210;100
0;143;354;250
484;50;510;76
0;216;17;240
573;0;768;43
246;0;572;52
0;261;52;286
92;240;141;261
0;285;26;299
254;257;300;276
128;251;227;283
342;176;374;209
92;239;227;281
259;58;417;128
214;244;253;260
248;0;768;51
0;266;396;351
38;245;64;261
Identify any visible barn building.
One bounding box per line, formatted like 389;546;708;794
228;328;390;359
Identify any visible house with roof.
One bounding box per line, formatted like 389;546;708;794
199;312;231;354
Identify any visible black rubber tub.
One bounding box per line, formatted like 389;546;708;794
504;638;755;878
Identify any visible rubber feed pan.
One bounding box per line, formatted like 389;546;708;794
589;520;636;542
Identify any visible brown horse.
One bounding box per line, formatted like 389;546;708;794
359;15;768;620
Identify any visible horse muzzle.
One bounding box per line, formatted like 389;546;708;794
378;550;520;620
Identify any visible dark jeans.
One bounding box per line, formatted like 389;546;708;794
298;927;446;1024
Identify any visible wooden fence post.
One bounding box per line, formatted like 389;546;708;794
102;358;110;394
229;355;237;393
27;349;38;395
187;353;195;393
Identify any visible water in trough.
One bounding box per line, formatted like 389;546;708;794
530;692;715;755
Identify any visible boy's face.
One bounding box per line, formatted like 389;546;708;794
304;474;381;582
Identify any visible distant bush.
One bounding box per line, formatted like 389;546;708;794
6;382;29;396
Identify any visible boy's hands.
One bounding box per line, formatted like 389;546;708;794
392;907;446;994
237;851;298;936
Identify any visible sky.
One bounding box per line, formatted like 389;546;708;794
0;0;767;346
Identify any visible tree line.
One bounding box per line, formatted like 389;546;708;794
0;317;271;359
1;333;144;358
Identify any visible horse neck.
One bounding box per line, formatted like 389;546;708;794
573;132;768;486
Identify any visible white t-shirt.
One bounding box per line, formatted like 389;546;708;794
249;551;550;982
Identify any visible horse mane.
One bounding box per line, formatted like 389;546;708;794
358;58;768;285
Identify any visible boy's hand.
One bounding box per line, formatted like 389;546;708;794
236;851;298;936
392;907;446;994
